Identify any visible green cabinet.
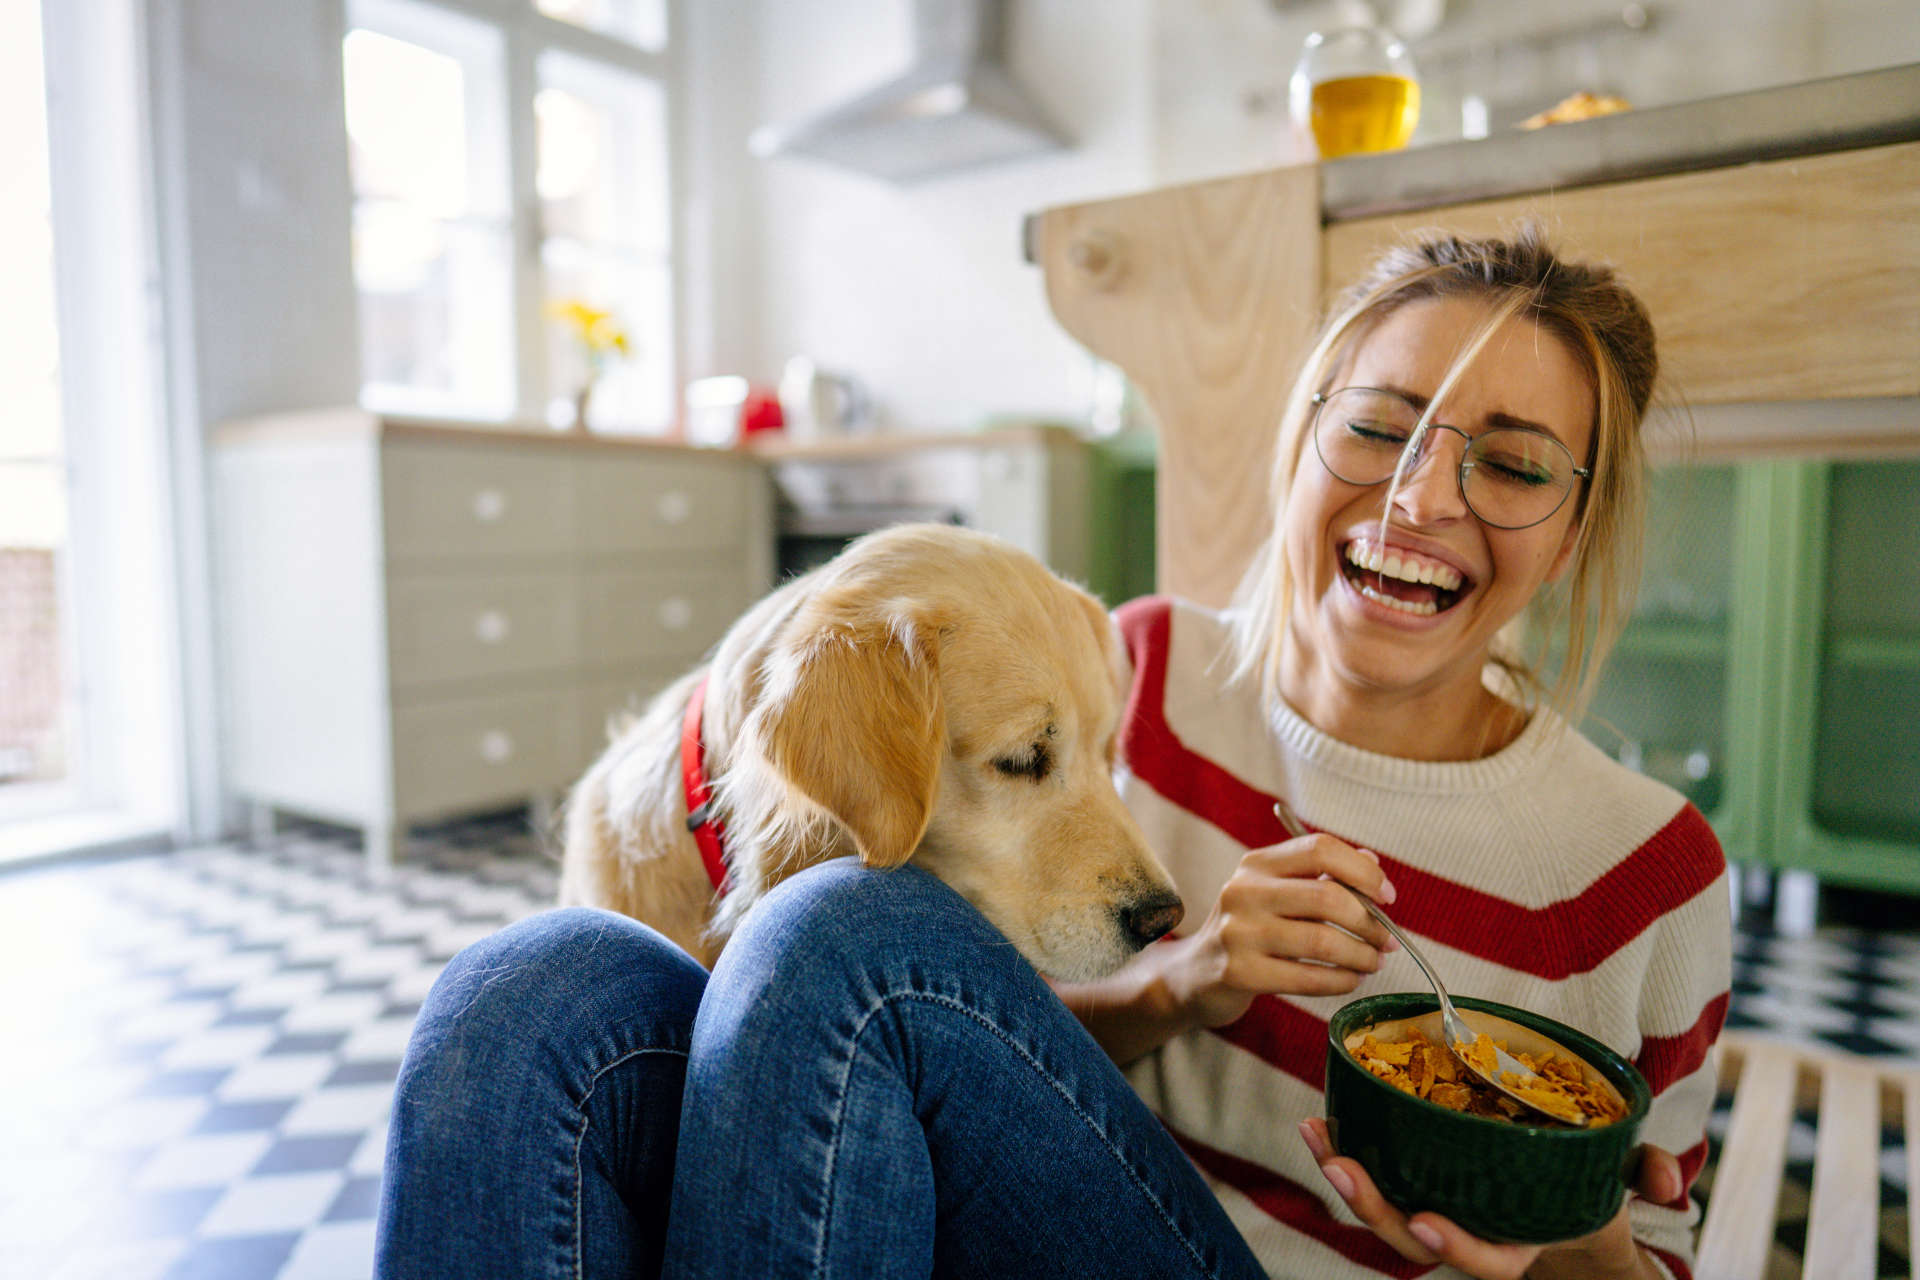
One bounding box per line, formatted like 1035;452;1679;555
1586;458;1920;894
1086;431;1159;609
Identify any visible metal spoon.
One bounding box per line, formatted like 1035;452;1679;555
1272;799;1587;1127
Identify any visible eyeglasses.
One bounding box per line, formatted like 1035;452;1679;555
1309;386;1592;530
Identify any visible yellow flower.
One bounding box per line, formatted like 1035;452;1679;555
546;298;634;368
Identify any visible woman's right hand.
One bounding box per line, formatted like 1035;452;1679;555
1160;831;1399;1030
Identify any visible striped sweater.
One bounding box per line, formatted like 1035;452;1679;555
1114;597;1730;1280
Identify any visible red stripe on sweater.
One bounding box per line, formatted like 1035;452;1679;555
1173;1131;1435;1279
1644;1242;1694;1280
1634;992;1729;1099
1214;993;1331;1089
1115;597;1726;981
1667;1136;1711;1207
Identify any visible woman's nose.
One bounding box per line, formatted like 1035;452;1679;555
1391;425;1470;522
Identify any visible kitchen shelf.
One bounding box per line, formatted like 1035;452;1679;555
1613;620;1728;663
1825;632;1920;671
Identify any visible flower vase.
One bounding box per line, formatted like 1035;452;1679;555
571;383;594;434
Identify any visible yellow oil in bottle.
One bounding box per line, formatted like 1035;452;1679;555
1309;74;1420;158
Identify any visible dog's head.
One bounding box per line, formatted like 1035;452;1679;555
740;524;1182;982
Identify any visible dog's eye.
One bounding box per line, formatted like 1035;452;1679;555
992;743;1052;782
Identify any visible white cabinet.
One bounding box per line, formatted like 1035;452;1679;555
211;410;772;867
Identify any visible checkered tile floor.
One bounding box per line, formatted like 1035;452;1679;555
0;815;554;1280
0;815;1914;1280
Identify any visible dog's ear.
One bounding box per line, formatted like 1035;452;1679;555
757;614;944;868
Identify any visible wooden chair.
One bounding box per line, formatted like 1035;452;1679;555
1697;1032;1917;1280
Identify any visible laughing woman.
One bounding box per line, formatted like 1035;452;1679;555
376;228;1728;1280
1059;226;1730;1279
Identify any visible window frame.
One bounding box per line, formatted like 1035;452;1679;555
344;0;683;431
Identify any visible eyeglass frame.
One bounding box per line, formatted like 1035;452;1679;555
1307;387;1594;530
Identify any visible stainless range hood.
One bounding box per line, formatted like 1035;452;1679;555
749;0;1069;184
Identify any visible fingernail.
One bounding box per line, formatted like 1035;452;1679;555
1357;846;1380;863
1409;1221;1444;1252
1382;934;1400;951
1298;1120;1328;1160
1322;1164;1355;1200
1379;876;1397;905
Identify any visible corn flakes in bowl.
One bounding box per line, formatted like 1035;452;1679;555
1324;993;1652;1243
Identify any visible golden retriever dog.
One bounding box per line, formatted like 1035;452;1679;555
558;523;1183;981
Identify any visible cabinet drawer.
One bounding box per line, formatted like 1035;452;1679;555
388;574;577;690
578;566;756;668
383;442;573;559
578;455;748;554
394;692;572;819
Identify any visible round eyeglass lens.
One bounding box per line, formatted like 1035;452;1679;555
1312;387;1579;528
1461;428;1577;527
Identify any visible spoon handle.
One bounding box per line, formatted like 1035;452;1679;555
1270;799;1452;1007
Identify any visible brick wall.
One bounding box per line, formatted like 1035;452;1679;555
0;548;65;783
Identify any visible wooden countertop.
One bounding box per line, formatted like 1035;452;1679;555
741;422;1084;462
211;406;744;459
214;408;1090;464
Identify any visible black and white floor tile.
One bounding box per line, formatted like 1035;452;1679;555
1;816;1914;1280
0;816;555;1280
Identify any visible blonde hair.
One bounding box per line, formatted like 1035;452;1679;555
1226;224;1658;731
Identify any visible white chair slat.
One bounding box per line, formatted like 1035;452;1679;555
1697;1041;1799;1280
1906;1076;1918;1279
1800;1058;1881;1278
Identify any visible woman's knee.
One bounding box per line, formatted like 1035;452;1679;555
410;907;708;1078
713;860;1040;1016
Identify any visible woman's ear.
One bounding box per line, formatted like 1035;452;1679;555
753;613;944;868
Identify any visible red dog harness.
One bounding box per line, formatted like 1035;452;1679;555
680;675;730;895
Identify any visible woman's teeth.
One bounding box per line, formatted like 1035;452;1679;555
1358;582;1437;615
1345;541;1464;592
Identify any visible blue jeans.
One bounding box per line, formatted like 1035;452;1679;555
376;859;1265;1279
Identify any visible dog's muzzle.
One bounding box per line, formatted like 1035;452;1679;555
1119;892;1185;948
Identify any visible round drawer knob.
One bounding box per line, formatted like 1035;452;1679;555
472;488;508;523
474;609;511;644
658;596;694;630
479;730;514;764
657;490;692;524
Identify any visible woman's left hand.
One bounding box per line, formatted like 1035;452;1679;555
1298;1118;1681;1280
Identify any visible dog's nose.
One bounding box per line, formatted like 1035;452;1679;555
1119;892;1184;947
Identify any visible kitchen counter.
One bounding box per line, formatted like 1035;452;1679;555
211;406;734;457
741;421;1084;462
1021;64;1920;255
1318;64;1920;220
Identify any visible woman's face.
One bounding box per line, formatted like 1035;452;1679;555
1281;295;1595;716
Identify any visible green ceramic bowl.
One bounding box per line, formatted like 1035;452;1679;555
1324;992;1652;1244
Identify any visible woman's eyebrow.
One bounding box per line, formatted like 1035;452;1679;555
1374;381;1566;443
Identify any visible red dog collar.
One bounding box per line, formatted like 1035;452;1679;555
680;674;730;895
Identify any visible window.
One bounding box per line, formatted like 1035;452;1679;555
3;0;179;858
345;0;676;434
345;0;514;420
536;0;666;52
0;0;70;808
536;52;673;430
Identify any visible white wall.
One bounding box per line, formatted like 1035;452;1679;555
722;0;1155;433
151;0;360;426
